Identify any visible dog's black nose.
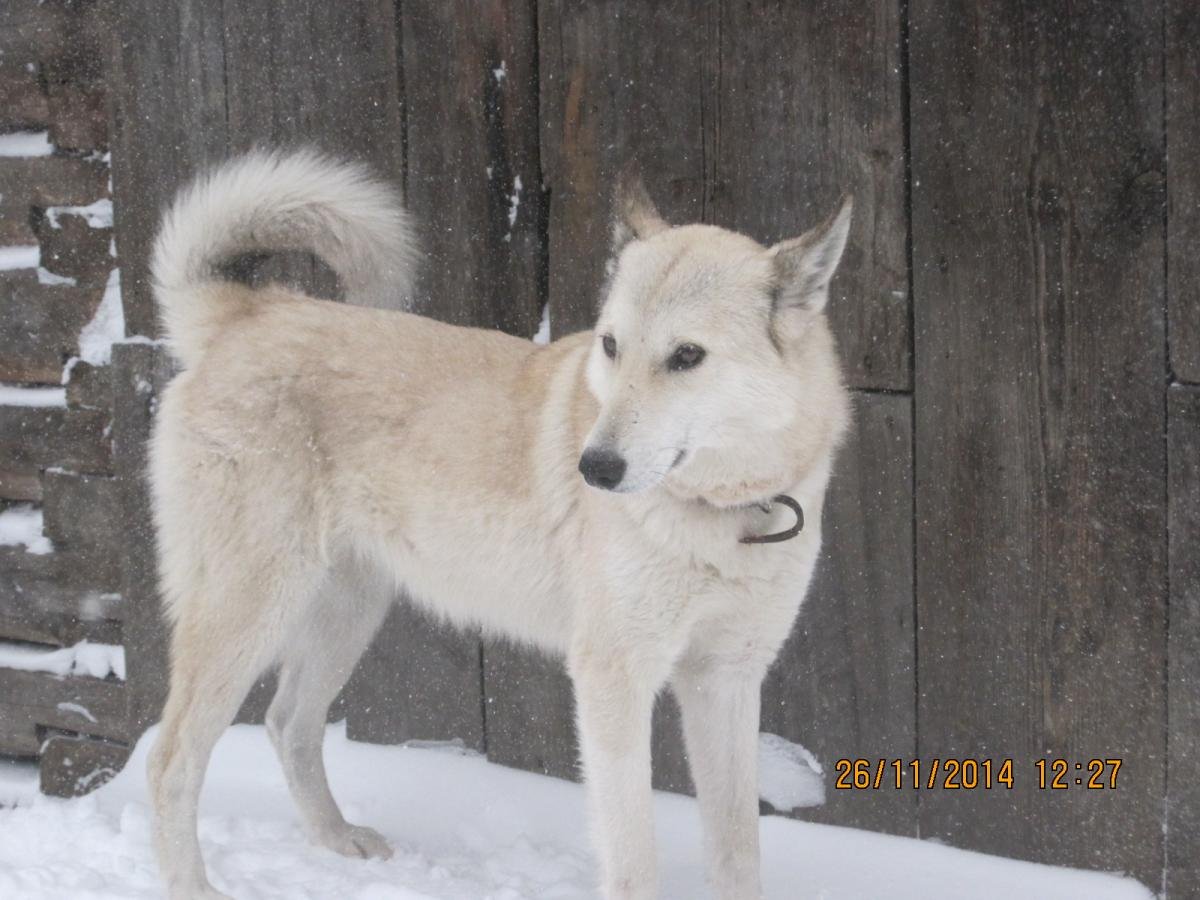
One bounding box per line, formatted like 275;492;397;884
578;448;627;491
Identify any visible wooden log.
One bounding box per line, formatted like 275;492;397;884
40;470;122;588
0;667;129;746
0;272;105;384
0;539;122;646
0;404;112;499
65;361;112;411
39;733;129;798
1168;0;1200;384
33;206;112;287
1168;384;1200;897
0;61;50;128
0;544;123;615
910;0;1166;884
0;0;70;61
0;710;39;757
0;156;108;207
45;78;108;153
0;154;107;258
0;604;120;648
0;473;41;503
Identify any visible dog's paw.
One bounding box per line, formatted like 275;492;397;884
316;823;394;860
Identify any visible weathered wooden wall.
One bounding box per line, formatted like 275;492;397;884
0;0;130;798
57;0;1195;895
909;0;1167;887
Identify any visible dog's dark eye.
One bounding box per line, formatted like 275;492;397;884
668;343;705;371
602;334;617;359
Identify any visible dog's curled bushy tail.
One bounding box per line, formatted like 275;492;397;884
151;149;417;368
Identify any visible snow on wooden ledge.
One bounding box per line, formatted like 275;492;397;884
0;505;53;554
0;641;125;681
0;130;54;158
0;385;66;408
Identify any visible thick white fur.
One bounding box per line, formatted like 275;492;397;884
152;149;417;367
147;150;851;900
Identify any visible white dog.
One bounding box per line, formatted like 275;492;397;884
146;150;851;900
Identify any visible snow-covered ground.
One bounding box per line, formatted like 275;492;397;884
0;723;1153;900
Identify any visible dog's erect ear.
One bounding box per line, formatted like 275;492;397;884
769;195;853;315
611;164;669;253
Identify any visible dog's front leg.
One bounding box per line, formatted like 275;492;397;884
673;660;765;900
570;638;665;900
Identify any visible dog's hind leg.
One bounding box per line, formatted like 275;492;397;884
148;601;282;900
265;566;393;859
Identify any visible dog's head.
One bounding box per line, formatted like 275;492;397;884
579;167;852;495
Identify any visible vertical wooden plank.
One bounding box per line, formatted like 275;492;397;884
349;608;487;749
485;0;713;781
221;0;404;301
221;1;409;724
530;3;913;794
350;0;544;752
759;392;915;834
112;343;177;738
108;0;228;338
713;0;909;391
222;0;403;171
107;0;227;733
1167;0;1200;384
539;0;713;336
481;640;576;778
911;0;1166;885
402;0;542;334
1168;385;1200;898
